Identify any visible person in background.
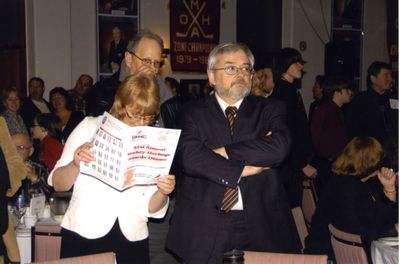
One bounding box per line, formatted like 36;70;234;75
20;77;53;129
270;47;317;208
310;75;353;194
87;29;173;117
0;117;26;264
31;113;63;171
48;74;175;264
346;61;398;169
304;136;398;262
251;63;275;98
161;77;183;129
164;76;179;96
166;42;300;264
108;26;127;73
11;132;53;199
1;86;28;135
308;75;325;123
69;74;93;115
50;87;85;144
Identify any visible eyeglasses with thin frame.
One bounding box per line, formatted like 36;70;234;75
129;51;163;69
125;109;156;122
213;65;254;75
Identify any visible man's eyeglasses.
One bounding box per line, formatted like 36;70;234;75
125;109;156;122
129;51;163;69
213;65;254;76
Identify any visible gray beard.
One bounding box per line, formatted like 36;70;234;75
214;80;251;101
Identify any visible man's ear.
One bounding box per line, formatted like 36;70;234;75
207;70;216;86
124;51;133;68
29;146;34;157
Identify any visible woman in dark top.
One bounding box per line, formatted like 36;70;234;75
304;136;398;261
50;87;84;144
270;48;316;207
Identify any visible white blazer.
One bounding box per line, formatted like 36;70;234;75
48;116;168;241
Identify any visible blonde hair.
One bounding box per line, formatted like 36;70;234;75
332;137;384;177
251;68;274;97
109;74;160;120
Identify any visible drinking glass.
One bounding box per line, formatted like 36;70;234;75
13;194;27;228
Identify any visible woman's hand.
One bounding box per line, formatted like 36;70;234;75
156;174;175;195
377;167;397;191
122;169;135;188
73;142;94;167
25;161;38;182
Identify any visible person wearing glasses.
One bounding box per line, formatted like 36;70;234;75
87;29;173;118
48;74;176;264
166;42;301;264
270;47;317;208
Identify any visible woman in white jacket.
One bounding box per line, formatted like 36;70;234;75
48;74;175;263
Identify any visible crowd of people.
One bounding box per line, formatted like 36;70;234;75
0;29;397;264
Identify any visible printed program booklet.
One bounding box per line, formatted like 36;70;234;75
80;112;181;191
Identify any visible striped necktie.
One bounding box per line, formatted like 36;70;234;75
221;106;238;212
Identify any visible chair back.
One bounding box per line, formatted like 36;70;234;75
301;179;318;226
32;223;62;262
31;252;116;264
328;224;368;264
243;251;327;264
291;206;309;251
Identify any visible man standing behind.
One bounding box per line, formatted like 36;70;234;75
346;61;398;168
86;30;172;117
166;42;300;264
20;77;53;129
69;74;93;115
310;76;353;193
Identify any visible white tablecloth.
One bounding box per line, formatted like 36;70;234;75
16;227;31;264
371;240;399;264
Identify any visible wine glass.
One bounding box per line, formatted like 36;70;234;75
13;194;27;228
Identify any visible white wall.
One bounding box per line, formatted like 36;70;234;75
362;0;389;90
281;0;390;113
25;0;389;106
282;0;331;115
25;0;236;99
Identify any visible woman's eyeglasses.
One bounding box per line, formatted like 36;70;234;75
125;109;156;122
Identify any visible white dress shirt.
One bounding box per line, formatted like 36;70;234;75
48;115;168;241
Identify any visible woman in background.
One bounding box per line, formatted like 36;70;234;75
251;65;275;98
48;74;175;263
31;113;63;171
1;87;28;135
49;87;84;144
304;136;398;261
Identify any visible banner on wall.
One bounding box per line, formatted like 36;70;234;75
170;0;220;72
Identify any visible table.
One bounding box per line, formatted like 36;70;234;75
371;239;399;264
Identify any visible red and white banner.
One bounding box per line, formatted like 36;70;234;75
170;0;220;72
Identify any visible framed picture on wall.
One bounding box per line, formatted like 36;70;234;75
98;16;138;75
96;0;140;78
98;0;138;15
179;79;209;101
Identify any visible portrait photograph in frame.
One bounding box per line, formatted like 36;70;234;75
98;16;138;75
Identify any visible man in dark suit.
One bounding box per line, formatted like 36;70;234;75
166;42;301;264
20;77;53;130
